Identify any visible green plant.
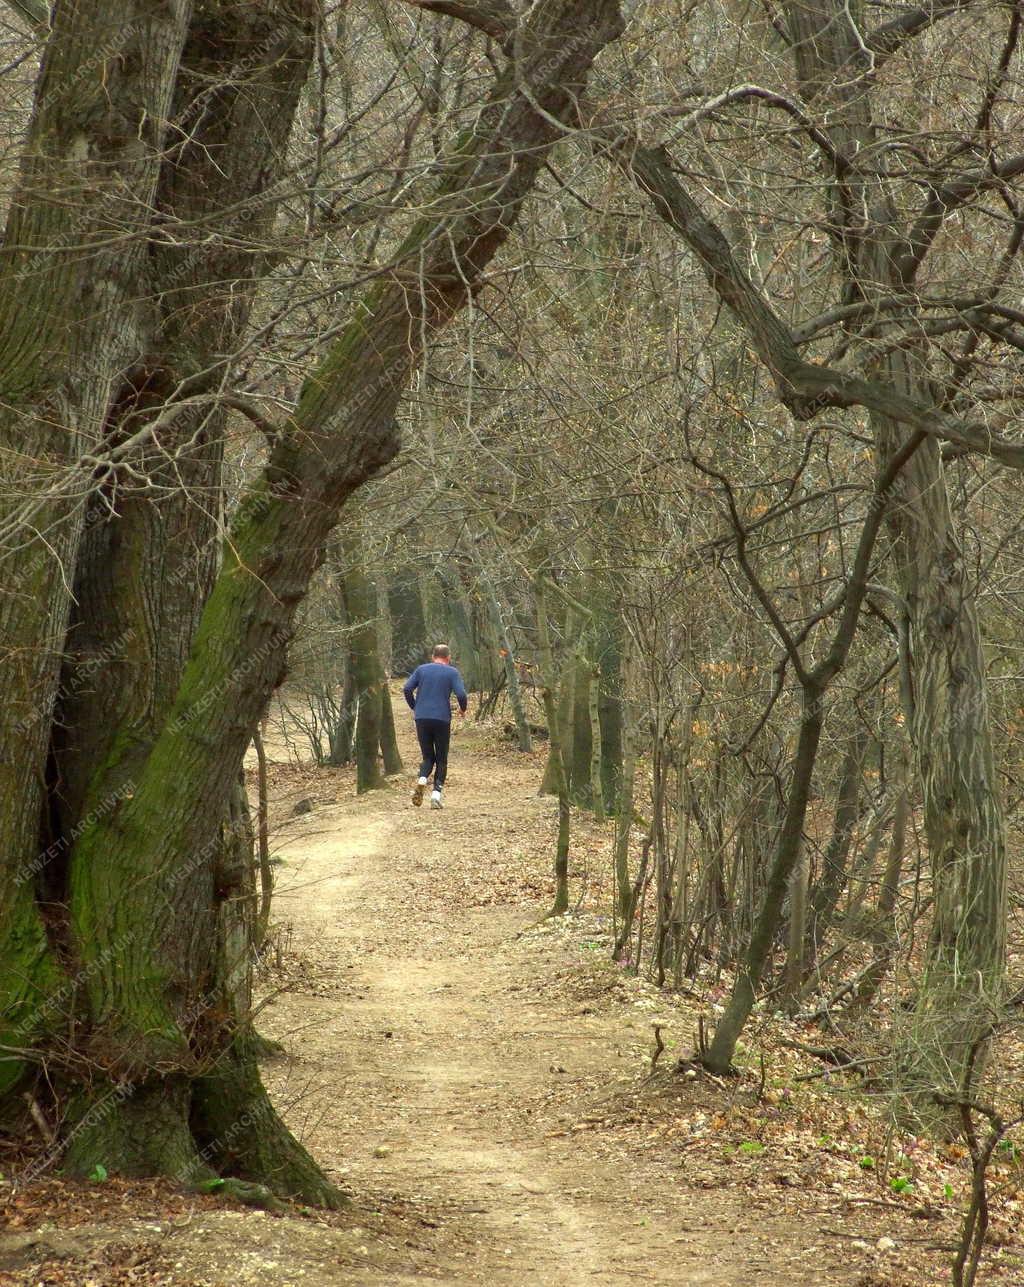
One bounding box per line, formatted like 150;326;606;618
890;1176;913;1194
89;1164;108;1182
739;1141;765;1156
859;1155;875;1170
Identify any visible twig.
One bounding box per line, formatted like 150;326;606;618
650;1023;666;1071
22;1093;56;1146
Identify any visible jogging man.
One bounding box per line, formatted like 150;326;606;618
403;644;468;809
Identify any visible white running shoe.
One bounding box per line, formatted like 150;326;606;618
412;776;427;807
430;790;443;810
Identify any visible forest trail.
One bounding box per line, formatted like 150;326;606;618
249;715;877;1287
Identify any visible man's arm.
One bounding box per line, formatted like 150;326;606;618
452;668;468;715
403;667;420;711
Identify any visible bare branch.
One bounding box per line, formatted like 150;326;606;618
898;153;1024;281
663;84;839;165
0;0;47;30
400;0;513;40
865;0;974;65
611;137;1024;470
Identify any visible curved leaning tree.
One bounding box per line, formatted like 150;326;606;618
0;0;624;1200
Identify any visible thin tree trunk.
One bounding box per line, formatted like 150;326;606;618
804;727;869;966
541;622;576;795
569;654;593;807
342;537;386;793
589;666;604;823
535;579;571;917
481;567;532;751
782;846;809;1012
596;610;624;813
327;669;356;766
612;689;638;948
705;691;825;1072
850;760;911;1012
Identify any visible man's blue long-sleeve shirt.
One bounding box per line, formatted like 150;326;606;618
403;661;468;722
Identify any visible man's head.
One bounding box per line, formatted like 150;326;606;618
432;644;451;663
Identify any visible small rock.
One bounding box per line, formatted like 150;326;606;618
373;1145;391;1158
291;797;314;816
876;1236;897;1253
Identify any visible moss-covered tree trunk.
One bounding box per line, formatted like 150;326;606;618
54;1;330;1195
1;0;336;1201
0;0;194;1093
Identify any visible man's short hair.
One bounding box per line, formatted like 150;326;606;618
432;643;451;659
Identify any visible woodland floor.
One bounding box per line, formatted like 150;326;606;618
3;700;1024;1286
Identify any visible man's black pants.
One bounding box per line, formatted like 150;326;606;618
415;718;451;788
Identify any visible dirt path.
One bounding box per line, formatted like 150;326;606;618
252;719;878;1286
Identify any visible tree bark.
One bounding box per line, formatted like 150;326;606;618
612;687;637;948
569;654;593;807
48;2;335;1194
0;0;194;1093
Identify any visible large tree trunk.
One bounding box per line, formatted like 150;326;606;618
27;0;622;1188
0;0;343;1201
59;0;323;1189
0;0;193;1093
